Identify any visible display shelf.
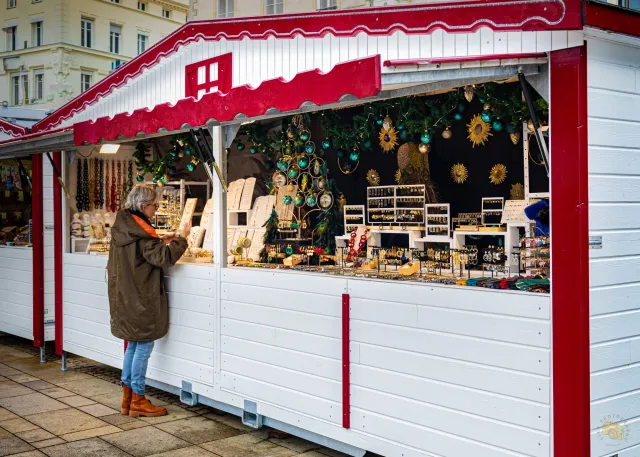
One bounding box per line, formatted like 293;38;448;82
425;203;450;238
366;184;426;226
343;205;365;233
481;197;504;227
452;225;519;268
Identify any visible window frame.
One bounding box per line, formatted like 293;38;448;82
32;21;43;47
265;0;283;15
34;70;44;100
109;24;122;54
6;26;17;51
136;31;148;55
162;8;170;18
11;74;20;105
81;72;93;92
217;0;234;18
111;0;120;3
317;0;337;10
81;17;94;48
137;1;146;11
7;0;16;8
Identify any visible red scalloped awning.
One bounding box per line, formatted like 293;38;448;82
73;56;381;146
0;117;28;138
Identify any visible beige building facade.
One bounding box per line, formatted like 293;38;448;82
1;0;188;111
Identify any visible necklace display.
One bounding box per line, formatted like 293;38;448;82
347;227;369;259
126;161;133;197
76;158;83;212
105;160;111;212
115;160;122;211
88;158;95;211
93;159;101;209
110;161;117;212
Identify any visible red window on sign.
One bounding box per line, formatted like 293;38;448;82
184;53;232;99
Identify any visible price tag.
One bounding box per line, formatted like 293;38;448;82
17;191;24;202
501;200;527;224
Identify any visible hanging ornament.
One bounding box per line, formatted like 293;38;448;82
276;159;288;171
322;138;332;149
286;183;295;193
136;174;144;182
420;131;432;144
510;183;525;200
272;172;286;188
299;130;311;142
298;156;310;169
366;170;380;186
336;149;345;159
306;194;317;207
527;119;535;131
379;115;399;152
170;149;178;157
398;130;408;141
288;167;299;179
442;127;453;140
283;195;292;205
510;132;521;145
454;113;463;121
294;194;305;207
287;128;295;139
349;149;360;162
187;162;196;172
489;163;508;185
178;151;185;158
237;143;245;151
492;120;503;132
376;118;384;126
152;177;158;183
397;123;405;131
506;123;517;134
467;114;493;148
479;96;486;104
451;163;468;184
250;147;257;154
481;110;492;123
184;148;191;156
457;103;466;113
304;142;315;155
363;139;373;150
160;175;167;184
394;169;403;184
419;143;431;154
464;86;474;103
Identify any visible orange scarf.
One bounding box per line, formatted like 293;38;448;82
131;214;159;239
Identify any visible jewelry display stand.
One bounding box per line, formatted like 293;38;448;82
366;185;425;227
480;197;505;231
344;205;365;234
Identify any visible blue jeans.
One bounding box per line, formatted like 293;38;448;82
122;341;154;395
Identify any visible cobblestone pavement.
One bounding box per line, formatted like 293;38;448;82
0;335;351;457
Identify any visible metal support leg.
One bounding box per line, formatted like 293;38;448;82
61;352;68;371
39;346;46;363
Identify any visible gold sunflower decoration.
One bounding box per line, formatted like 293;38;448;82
451;163;469;184
379;115;399;152
510;183;525;200
489;163;508;185
366;169;380;186
394;169;403;184
467;114;493;148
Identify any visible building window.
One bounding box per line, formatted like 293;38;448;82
11;75;19;105
81;72;92;92
218;0;233;17
32;21;43;47
11;74;28;104
81;18;93;48
137;32;148;54
137;1;146;10
6;26;16;51
265;0;283;14
162;8;170;18
7;0;16;8
110;24;121;54
34;70;44;100
317;0;337;10
111;0;120;3
33;0;42;3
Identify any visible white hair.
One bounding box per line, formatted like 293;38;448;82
124;185;158;211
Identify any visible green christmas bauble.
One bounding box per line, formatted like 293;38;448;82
479;96;486;104
350;150;360;162
160;175;167;184
187;163;196;172
294;194;304;206
290;222;299;229
285;246;293;255
250;147;257;154
304;143;315;154
481;110;492;123
170;149;178;157
152;177;158;183
288;168;299;179
136;175;144;182
376;118;384;126
306;195;317;206
454;113;463;121
397;123;405;131
336;149;345;159
322;139;331;149
399;130;408;141
300;132;311;142
237;143;245;151
420;131;432;144
298;157;309;168
506;123;516;134
492;120;503;131
264;160;274;170
184;148;191;156
363;139;373;149
283;195;292;205
276;160;288;171
457;103;466;113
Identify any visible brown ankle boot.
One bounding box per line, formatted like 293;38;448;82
121;383;133;415
129;392;167;417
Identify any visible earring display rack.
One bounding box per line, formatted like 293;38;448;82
343;205;365;234
425;203;450;238
481;197;505;230
519;236;550;276
366;185;425;227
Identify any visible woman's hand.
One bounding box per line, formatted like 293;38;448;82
179;221;192;241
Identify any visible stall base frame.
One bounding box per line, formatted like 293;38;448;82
145;377;366;457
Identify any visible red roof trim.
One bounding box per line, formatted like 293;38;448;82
0;117;29;137
35;0;579;133
585;1;640;39
0;127;71;146
73;56;382;146
384;52;547;66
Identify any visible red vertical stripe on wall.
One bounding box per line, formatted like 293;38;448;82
550;45;590;457
342;293;350;429
52;152;63;355
31;154;45;348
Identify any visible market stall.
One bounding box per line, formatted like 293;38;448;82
1;1;638;456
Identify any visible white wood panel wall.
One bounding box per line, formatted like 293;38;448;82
60;29;582;129
221;268;551;457
0;247;33;340
43;159;55;341
587;30;640;457
63;254;217;395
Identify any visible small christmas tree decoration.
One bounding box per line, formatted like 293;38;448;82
510;132;521;145
304;142;315;154
467;115;493;148
510;183;525;200
492;120;503;131
419;143;431;154
250;147;257;154
379;116;399;153
298;156;309;169
481;110;492;123
420;131;432;144
299;130;311;142
527;119;535;131
136;175;144;182
454;113;463;121
237;142;245;151
322;138;331;149
464;85;474;102
451;163;468;184
442;127;452;140
349;149;360;162
283;195;292;205
489;163;508;185
366;169;380;186
376;118;384;126
306;194;317;206
294;194;305;207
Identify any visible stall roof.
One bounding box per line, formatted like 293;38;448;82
0;117;28;139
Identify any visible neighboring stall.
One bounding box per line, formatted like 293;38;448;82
0;2;638;457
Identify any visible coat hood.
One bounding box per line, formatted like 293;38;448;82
110;211;156;247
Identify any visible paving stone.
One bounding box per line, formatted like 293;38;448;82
269;435;322;453
0;418;39;433
204;413;254;432
0;376;6;381
78;403;119;417
32;438;66;449
155;416;243;445
7;451;46;457
100;413;139;427
0;393;68;416
0;436;35;456
34;370;92;385
59;425;122;442
87;392;125;410
38;387;75;399
0;426;11;438
146;446;219;457
57;378;120;397
38;437;131;457
314;448;351;457
4;360;58;375
0;380;34;399
22;381;57;391
25;407;109;435
137;404;197;425
200;433;298;457
0;364;22;377
15;428;56;443
58;395;96;407
101;425;191;457
0;407;18;421
118;420;149;430
7;374;39;383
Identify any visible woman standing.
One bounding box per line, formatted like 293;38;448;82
108;186;189;417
